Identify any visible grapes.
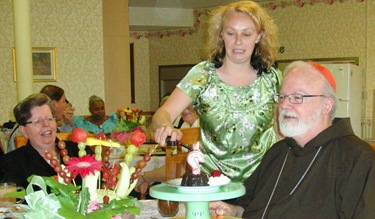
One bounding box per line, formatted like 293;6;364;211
95;154;102;161
78;150;87;157
44;140;76;185
102;155;109;162
103;161;110;168
95;145;102;154
128;145;159;183
59;171;66;178
127;144;138;154
57;140;66;149
50;159;59;166
104;147;111;155
77;142;87;157
93;145;103;161
45;151;53;160
60;149;68;157
124;154;133;165
101;163;120;190
103;195;110;204
64;176;72;184
78;142;86;150
137;160;146;169
54;165;62;173
131;172;139;179
143;154;151;162
135;167;142;174
62;155;70;163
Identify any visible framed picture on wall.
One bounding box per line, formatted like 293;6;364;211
13;47;57;82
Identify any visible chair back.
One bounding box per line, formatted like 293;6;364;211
165;127;200;181
14;132;95;148
15;135;28;149
370;142;375;151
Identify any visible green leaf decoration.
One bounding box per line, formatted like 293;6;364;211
12;175;140;219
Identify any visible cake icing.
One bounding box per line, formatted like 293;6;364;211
209;174;231;186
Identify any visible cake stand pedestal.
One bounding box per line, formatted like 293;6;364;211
150;182;245;219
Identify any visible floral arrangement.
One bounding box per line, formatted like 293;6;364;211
8;126;151;219
111;108;146;144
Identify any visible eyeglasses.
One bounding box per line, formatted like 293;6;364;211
24;117;55;127
275;94;326;104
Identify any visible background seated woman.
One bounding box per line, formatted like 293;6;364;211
73;95;118;134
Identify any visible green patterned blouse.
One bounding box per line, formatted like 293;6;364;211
177;61;283;182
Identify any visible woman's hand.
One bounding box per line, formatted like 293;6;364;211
153;125;183;146
209;201;243;217
135;176;150;195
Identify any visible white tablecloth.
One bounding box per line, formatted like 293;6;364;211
0;201;185;219
0;207;17;219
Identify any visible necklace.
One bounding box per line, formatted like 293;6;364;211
44;139;112;184
261;146;323;219
44;140;72;184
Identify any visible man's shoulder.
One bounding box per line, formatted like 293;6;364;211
263;140;288;159
333;136;375;157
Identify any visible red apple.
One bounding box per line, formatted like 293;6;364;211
130;130;146;146
96;132;106;140
71;127;88;143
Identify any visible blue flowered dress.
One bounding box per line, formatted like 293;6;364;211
73;112;118;134
177;61;282;182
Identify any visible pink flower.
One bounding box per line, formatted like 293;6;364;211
88;200;102;213
65;155;102;178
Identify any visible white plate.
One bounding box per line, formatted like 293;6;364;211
166;178;225;193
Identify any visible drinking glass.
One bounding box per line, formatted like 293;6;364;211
157;199;179;217
0;182;24;207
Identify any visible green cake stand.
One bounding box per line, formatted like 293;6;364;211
150;181;245;219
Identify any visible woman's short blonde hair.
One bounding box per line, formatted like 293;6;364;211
205;1;278;73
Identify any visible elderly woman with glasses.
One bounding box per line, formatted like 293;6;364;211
0;93;91;189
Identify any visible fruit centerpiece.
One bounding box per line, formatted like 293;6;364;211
111;108;146;145
8;110;152;219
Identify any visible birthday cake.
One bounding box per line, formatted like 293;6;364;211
181;171;209;186
180;143;210;187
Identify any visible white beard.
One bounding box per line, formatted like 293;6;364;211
279;105;323;137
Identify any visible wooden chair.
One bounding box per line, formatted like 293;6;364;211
370;142;375;151
15;135;29;149
165;127;200;181
139;127;200;199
